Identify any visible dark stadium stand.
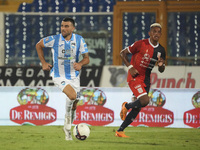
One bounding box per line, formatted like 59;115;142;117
4;0;116;66
167;12;200;64
17;0;116;13
18;2;32;12
3;0;200;66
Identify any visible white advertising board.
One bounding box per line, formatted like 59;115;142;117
151;66;200;88
100;66;200;88
0;86;199;128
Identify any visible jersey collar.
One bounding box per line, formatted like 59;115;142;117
60;33;75;41
148;38;159;48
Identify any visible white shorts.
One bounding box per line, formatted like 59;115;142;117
52;76;80;93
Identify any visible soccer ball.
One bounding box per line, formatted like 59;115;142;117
73;123;90;140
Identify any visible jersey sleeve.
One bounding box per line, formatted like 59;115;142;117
128;40;141;55
43;35;55;48
80;37;88;54
160;46;166;60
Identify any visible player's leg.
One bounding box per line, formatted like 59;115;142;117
116;107;141;138
117;95;148;132
63;84;77;124
66;77;80;124
63;84;77;100
52;77;79;140
71;99;79;123
63;84;77;140
118;108;141;131
116;80;150;137
118;95;141;131
63;77;81;140
124;84;150;111
120;80;149;121
116;95;148;137
125;94;149;109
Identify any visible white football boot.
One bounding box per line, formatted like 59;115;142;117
63;128;72;141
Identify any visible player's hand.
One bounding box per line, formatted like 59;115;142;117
42;62;52;71
129;67;139;77
73;62;82;71
157;56;165;67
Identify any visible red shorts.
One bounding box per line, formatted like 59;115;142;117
128;78;147;99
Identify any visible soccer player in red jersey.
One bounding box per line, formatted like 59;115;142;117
116;23;166;138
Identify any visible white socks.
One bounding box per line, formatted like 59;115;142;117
71;109;76;123
64;98;77;130
64;98;73;130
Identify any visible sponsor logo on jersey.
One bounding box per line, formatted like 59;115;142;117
59;44;64;47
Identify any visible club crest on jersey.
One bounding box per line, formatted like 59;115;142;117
61;81;65;85
71;42;75;46
71;43;76;51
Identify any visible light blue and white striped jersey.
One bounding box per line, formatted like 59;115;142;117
43;33;88;79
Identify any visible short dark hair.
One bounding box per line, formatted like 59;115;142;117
62;17;75;26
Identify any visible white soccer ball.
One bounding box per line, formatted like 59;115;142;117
73;123;90;140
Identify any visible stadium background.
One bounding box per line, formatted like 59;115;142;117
0;0;200;128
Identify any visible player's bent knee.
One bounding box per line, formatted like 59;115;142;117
63;84;77;100
139;95;149;106
68;94;77;101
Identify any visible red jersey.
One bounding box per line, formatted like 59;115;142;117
127;38;166;87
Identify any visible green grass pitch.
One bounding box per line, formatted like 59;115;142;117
0;126;199;150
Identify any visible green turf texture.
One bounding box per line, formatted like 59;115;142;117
0;126;199;150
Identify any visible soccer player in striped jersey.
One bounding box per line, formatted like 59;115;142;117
116;23;166;138
36;17;89;140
